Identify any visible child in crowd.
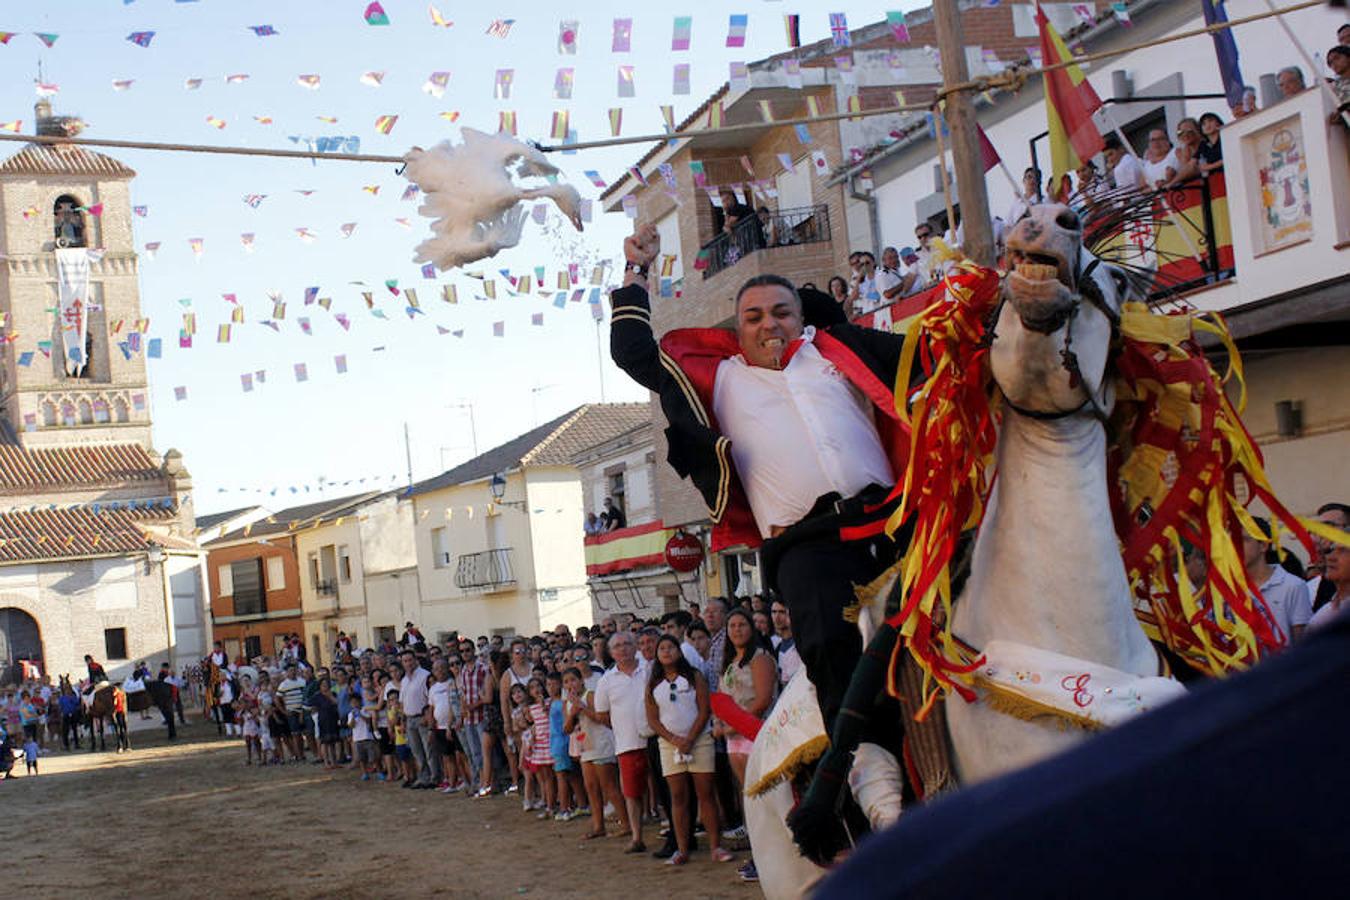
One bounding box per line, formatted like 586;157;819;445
388;689;415;786
526;678;555;818
240;684;261;766
315;677;341;770
351;677;379;781
546;673;578;821
510;683;538;811
24;734;39;775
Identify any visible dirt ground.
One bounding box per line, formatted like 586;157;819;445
4;721;757;900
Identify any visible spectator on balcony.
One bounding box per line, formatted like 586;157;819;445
1141;129;1178;189
601;497;627;532
712;188;763;255
876;247;915;305
756;205;780;247
913;222;942;289
1104;134;1145;192
1168;118;1204;186
1197;112;1226;174
1327;46;1350;125
849;251;882;314
584;512;603;536
897;247;926;296
1231;85;1258;119
1006;167;1044;225
1277;65;1307;99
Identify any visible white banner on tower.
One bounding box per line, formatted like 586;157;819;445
55;247;90;376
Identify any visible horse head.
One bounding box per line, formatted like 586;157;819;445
991;203;1132;421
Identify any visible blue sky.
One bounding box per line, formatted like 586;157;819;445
0;1;914;513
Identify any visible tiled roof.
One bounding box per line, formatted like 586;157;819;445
0;142;136;178
0;505;176;564
412;403;651;496
0;443;164;493
194;505;262;532
207;491;383;544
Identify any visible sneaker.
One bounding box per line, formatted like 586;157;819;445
505;783;519;794
663;851;689;866
376;773;387;781
711;847;735;863
473;786;493;798
554;810;576;822
738;860;759;882
575;806;591;816
537;810;554;821
721;825;747;841
360;773;370;782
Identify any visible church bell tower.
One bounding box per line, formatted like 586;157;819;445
0;99;153;448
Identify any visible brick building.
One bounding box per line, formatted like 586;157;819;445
597;8;1043;588
0;102;208;685
202;494;379;663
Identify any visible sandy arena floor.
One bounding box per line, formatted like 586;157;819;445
4;720;755;899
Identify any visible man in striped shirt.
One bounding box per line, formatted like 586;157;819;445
276;664;307;762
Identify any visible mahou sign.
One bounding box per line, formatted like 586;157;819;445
664;531;704;573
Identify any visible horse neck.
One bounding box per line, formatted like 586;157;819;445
961;412;1153;671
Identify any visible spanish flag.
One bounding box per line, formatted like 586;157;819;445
1037;3;1104;181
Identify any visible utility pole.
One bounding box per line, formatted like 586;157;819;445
403;422;413;492
932;0;995;268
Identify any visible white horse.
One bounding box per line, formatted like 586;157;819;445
743;204;1187;897
946;204;1185;782
404;127;583;271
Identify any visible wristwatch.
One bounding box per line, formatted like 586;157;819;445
625;261;650;277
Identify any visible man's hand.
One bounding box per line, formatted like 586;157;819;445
624;223;660;269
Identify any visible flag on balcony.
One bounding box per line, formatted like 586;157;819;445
1201;0;1246;109
1037;2;1104;181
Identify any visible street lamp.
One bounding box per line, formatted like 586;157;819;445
489;473;527;511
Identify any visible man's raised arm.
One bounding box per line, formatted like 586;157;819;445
608;223;663;391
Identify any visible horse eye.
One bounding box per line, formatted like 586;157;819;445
1055;209;1082;231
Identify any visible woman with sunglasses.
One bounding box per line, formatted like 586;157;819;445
645;634;734;866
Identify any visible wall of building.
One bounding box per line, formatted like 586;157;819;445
413;474;543;639
205;538;302;662
525;467;592;631
0;555;171;681
1231;348;1350;520
362;567;420;649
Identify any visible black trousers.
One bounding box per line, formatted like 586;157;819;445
61;713;81;749
772;534;893;731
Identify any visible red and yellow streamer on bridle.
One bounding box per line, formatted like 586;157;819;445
883;258;1345;717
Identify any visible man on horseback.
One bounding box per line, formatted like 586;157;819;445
84;655;109;688
609;224;914;751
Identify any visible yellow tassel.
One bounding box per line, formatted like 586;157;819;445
746;734;830;798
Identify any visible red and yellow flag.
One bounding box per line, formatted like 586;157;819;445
1037;3;1104;180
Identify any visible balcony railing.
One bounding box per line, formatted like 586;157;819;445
455;548;517;591
700;204;831;279
315;580;337;597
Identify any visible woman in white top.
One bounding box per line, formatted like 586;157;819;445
645;635;734;866
564;666;628;840
1141;128;1179;189
1309;537;1350;631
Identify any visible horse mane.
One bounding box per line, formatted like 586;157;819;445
883;220;1321;711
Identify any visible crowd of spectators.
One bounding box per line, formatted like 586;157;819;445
172;594;799;881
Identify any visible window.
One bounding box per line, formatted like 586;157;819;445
244;635;262;660
216;563;234;598
607;469;627;515
104;627;127;660
231;558;265;617
53;194;87;248
775;157;813;210
338;545;352;583
374;625;396;647
431;527;450;568
308;553;320;588
265;555;285;591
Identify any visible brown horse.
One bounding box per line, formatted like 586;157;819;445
65;677;177;751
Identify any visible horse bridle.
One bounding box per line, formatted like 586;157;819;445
983;256;1122;426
